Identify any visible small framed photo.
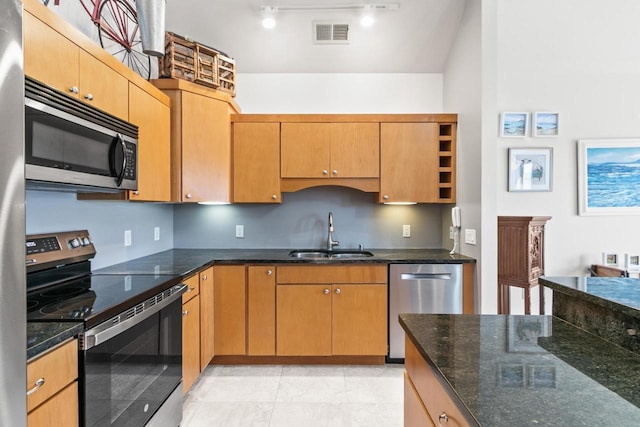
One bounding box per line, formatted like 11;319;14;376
508;147;553;192
533;112;559;137
602;252;620;267
625;254;640;272
500;112;529;137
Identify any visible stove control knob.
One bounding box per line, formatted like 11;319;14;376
69;238;81;248
81;237;91;246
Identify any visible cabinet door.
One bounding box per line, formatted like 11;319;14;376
27;382;79;427
199;267;215;370
331;284;387;355
128;83;171;201
181;92;231;202
78;52;129;120
24;11;80;97
233;123;281;203
182;295;200;394
247;266;276;355
330;123;379;178
276;285;332;356
380;123;440;203
213;266;246;355
281;123;331;178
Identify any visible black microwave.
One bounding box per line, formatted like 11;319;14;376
25;77;138;192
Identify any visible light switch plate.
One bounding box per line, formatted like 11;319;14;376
402;224;411;238
154;227;160;241
464;229;477;245
124;230;132;247
236;225;244;238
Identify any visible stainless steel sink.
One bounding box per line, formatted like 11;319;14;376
288;250;374;259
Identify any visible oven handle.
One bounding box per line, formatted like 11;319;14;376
82;283;187;350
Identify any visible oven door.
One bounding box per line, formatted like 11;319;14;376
80;291;183;427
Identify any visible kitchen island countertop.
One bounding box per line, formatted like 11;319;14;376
400;313;640;426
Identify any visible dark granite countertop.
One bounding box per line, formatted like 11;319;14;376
400;314;640;426
27;322;82;360
540;276;640;319
93;248;475;277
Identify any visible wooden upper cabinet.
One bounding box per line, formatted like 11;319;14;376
128;83;171;201
281;123;379;179
380;122;440;203
24;7;128;120
163;88;232;203
233;123;281;203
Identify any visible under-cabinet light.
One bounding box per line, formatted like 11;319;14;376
197;201;231;205
384;202;418;205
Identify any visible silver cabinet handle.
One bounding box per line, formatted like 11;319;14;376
272;194;277;200
133;191;139;195
322;170;328;175
27;378;45;396
323;288;330;294
84;93;94;101
185;193;193;199
267;269;273;276
69;86;79;94
383;195;389;200
202;275;207;280
439;412;449;423
335;288;341;294
182;310;189;316
332;170;338;175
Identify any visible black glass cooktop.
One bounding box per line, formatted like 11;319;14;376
27;273;182;328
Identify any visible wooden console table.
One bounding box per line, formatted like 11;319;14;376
498;216;551;314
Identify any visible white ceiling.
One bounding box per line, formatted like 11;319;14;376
165;0;468;73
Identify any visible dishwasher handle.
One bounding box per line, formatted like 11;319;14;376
400;273;452;281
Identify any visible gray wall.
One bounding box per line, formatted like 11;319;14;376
174;187;445;250
26;191;174;269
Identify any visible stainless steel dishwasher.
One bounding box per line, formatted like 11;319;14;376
388;263;463;361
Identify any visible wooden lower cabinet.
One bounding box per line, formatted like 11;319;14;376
405;337;470;427
214;266;247;355
404;373;435;427
247;266;276;355
182;274;201;394
199;267;215;370
27;338;78;427
276;265;387;357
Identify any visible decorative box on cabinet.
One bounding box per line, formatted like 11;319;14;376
497;216;551;315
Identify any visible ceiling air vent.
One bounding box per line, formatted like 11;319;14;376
313;22;350;44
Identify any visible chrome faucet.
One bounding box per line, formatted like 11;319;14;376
327;212;340;251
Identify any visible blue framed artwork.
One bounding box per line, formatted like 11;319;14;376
500;112;529;137
578;139;640;215
508;147;553;192
533;112;559;137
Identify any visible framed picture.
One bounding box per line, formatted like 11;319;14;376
578;139;640;215
507;315;551;353
500;112;529;137
625;253;640;272
508;147;553;192
533;112;559;137
602;252;620;267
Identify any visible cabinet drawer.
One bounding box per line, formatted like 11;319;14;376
28;382;79;426
277;265;387;284
404;372;435;427
405;337;470;427
182;274;200;303
27;339;78;412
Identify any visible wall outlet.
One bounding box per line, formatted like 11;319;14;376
124;230;132;247
464;229;477;245
154;227;160;241
402;224;411;238
236;224;244;238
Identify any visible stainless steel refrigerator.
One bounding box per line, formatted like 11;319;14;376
0;0;26;425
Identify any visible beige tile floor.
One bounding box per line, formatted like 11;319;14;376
182;364;405;427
